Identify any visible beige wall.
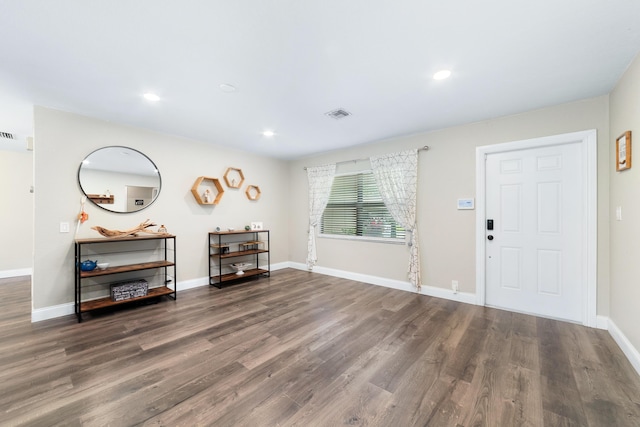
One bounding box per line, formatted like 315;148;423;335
33;107;289;309
30;94;616;324
24;62;640;366
609;53;640;352
0;149;33;272
288;96;610;313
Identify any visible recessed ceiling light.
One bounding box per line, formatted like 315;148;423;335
219;84;237;93
433;70;452;80
262;130;275;137
143;93;161;101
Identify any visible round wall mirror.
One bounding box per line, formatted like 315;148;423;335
78;146;161;213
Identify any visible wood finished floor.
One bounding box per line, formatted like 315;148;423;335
1;270;640;426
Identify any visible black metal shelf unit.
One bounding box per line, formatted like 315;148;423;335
209;230;270;288
74;234;177;322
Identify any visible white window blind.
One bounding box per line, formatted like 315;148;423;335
320;172;405;241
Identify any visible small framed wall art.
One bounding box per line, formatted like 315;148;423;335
616;131;632;171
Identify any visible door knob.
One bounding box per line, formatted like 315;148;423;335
487;235;494;241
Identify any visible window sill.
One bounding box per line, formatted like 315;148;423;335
318;234;406;245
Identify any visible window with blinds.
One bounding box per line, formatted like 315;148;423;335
320;172;405;241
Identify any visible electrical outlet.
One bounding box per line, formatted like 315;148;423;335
452;280;459;293
60;222;70;233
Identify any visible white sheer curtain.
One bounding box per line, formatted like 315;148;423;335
370;150;421;290
306;164;336;270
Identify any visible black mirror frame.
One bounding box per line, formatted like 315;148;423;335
77;146;162;214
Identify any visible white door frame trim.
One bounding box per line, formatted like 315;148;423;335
475;130;598;327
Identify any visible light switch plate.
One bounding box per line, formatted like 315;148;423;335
457;198;475;210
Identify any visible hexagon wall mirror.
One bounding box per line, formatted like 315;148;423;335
245;185;261;201
191;176;224;205
223;167;245;189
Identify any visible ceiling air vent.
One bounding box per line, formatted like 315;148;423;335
325;109;352;120
0;131;15;139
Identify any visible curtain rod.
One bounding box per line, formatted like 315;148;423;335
303;145;429;170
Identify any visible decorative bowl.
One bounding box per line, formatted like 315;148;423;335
231;263;251;275
97;262;110;270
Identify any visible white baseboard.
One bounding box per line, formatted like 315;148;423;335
271;262;290;271
0;268;32;279
31;302;74;322
606;317;640;378
287;262;476;305
177;276;208;291
596;315;609;330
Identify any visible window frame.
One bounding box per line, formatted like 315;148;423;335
318;170;406;245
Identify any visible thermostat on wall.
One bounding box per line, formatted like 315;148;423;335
457;198;475;210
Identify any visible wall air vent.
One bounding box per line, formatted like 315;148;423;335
0;131;15;139
325;109;352;120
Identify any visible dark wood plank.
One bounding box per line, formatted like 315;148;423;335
1;271;639;426
537;317;589;425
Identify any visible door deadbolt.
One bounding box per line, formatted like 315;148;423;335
487;235;494;241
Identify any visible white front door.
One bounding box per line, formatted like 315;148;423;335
485;142;584;322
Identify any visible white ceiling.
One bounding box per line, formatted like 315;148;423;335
1;1;639;159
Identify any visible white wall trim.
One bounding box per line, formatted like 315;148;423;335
270;262;291;271
31;302;74;322
177;277;208;291
596;315;609;330
287;262;476;305
0;268;33;279
475;129;598;327
607;317;640;378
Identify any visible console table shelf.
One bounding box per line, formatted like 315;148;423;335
212;268;270;283
80;260;175;278
214;248;269;259
74;234;176;322
80;286;175;311
209;230;270;288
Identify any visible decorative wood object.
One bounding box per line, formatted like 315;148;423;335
91;219;170;238
223;167;245;189
87;194;114;204
616;131;632;171
245;185;261;201
191;176;224;204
